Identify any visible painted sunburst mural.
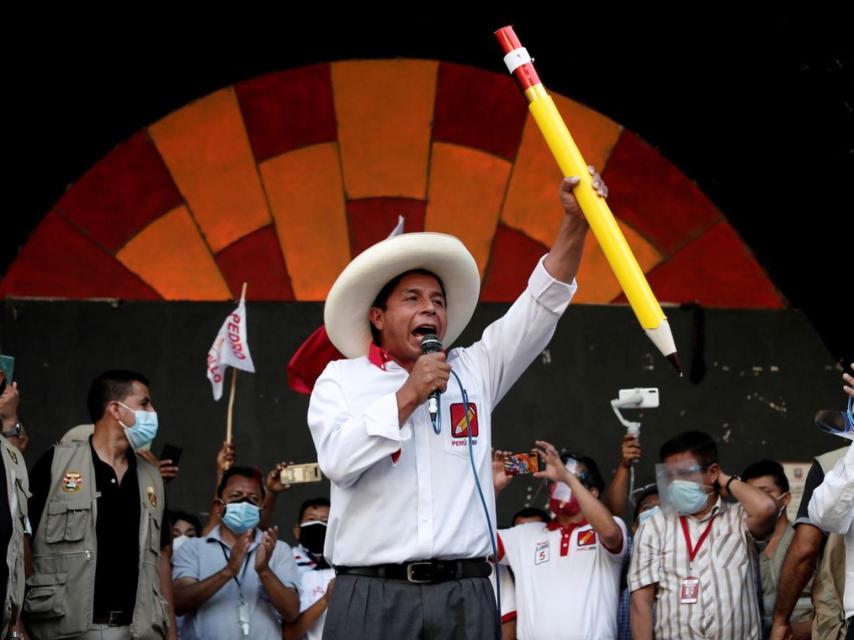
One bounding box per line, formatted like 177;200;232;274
0;59;782;308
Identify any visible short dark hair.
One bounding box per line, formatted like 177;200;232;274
216;466;265;500
659;431;718;468
166;509;202;534
561;452;606;493
632;485;660;522
742;459;790;493
369;269;446;345
87;370;150;423
298;497;331;523
511;507;550;525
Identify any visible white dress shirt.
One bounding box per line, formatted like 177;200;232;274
308;257;576;566
808;441;854;618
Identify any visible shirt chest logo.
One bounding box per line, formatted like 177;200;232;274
62;471;83;493
450;403;479;438
577;529;597;549
534;539;550;564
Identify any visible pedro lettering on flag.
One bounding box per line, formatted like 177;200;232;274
206;293;255;400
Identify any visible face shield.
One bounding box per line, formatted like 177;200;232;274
815;397;854;441
656;460;712;516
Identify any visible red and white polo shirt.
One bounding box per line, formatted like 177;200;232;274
497;518;627;640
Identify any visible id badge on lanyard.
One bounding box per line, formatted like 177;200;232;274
238;596;250;636
680;576;700;604
679;515;715;605
221;544;252;635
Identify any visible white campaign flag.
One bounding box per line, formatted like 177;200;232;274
206;293;255;400
387;214;405;238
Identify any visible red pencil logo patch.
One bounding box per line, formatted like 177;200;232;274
577;530;597;547
450;403;479;438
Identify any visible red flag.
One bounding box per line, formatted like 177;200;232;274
288;216;404;394
287;325;343;394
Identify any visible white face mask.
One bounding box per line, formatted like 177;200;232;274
117;401;158;451
172;535;189;554
771;492;790;519
637;505;661;526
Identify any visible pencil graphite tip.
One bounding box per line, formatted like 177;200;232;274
667;352;683;375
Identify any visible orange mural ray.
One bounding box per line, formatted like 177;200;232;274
117;206;231;300
332;60;437;199
425;143;512;276
260;142;350;300
573;220;662;303
502;95;623;249
149;87;272;253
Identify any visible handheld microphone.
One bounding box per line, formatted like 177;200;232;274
420;333;443;425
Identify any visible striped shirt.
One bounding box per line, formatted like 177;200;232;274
628;498;761;640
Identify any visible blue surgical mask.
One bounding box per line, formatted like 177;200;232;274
222;501;260;534
668;479;710;515
118;402;158;451
637;506;661;526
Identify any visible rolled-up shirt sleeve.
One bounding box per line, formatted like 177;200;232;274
308;362;412;487
172;538;201;582
464;256;577;407
628;517;663;591
808;443;854;535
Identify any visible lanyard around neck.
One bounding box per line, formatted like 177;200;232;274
220;543;252;589
679;514;716;566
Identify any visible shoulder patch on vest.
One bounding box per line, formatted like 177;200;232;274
146;485;158;508
62;471;83;492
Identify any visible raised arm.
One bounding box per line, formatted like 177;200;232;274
719;470;777;539
808;443;854;534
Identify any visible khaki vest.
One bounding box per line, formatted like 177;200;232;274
2;436;29;637
24;439;168;639
810;446;848;640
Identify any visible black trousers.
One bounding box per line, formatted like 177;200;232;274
322;574;499;640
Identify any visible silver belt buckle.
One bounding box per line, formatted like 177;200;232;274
405;561;434;583
108;611;126;626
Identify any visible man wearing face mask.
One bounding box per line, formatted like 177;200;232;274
283;498;335;640
172;466;301;640
615;484;660;640
495;440;627;640
628;431;777;640
291;497;331;574
742;459;813;638
25;369;176;639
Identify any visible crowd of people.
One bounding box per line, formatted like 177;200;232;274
2;172;853;640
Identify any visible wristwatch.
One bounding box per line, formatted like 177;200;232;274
1;422;22;438
9;631;26;639
725;474;742;493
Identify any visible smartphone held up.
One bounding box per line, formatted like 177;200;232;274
503;449;546;476
281;462;323;484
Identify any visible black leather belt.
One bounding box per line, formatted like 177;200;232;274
335;558;491;584
92;610;132;626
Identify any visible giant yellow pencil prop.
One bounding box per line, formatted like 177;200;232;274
495;26;681;372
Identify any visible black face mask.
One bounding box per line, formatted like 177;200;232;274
299;520;327;556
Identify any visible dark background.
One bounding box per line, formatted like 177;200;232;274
6;11;852;359
2;11;851;534
1;299;844;530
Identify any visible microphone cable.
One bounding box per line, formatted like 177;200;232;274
449;368;502;633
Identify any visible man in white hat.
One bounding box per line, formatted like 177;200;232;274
308;173;604;639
